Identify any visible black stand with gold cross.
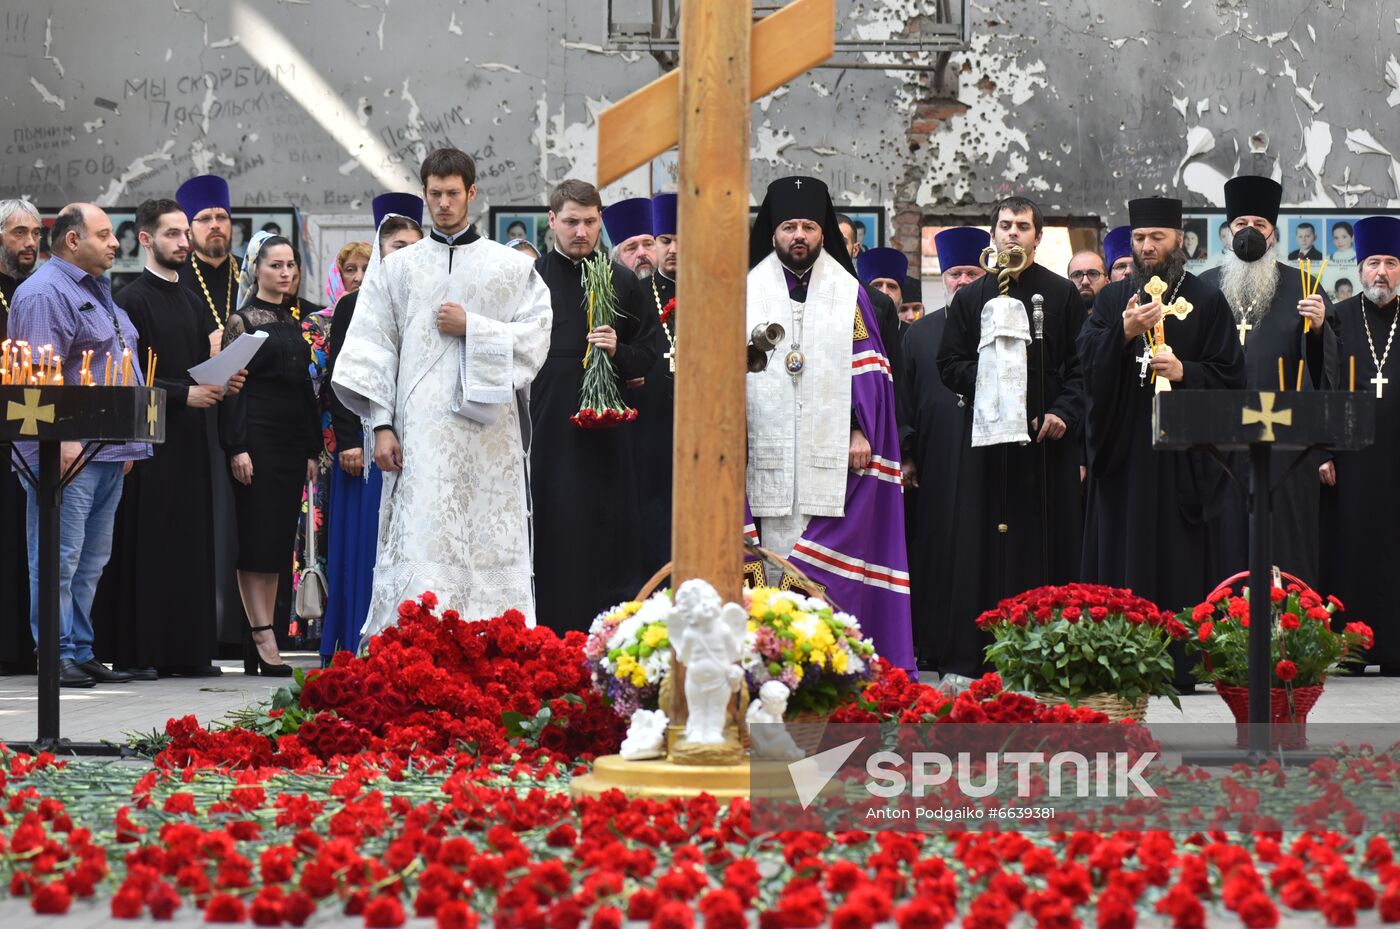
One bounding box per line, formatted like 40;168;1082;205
1154;389;1373;763
0;386;165;750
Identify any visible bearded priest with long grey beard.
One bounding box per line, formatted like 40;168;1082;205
1198;176;1340;587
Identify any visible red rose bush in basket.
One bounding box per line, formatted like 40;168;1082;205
1176;575;1373;738
978;583;1188;720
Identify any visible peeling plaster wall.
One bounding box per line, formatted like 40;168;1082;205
2;0;1396;249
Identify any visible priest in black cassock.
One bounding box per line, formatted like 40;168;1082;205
0;199;40;673
95;199;244;676
900;226;988;671
1199;176;1339;586
532;179;661;633
177;174;246;656
1079;197;1246;691
935;198;1086;680
1321;216;1400;672
625;193;678;570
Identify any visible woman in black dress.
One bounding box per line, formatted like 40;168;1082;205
221;234;319;676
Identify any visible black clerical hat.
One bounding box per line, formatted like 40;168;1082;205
1128;197;1182;230
1224;176;1282;225
749;176;855;276
903;275;923;304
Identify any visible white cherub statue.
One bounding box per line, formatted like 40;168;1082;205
669;579;747;745
745;680;804;761
619;708;669;761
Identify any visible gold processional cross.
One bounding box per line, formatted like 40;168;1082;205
1141;276;1193;392
595;0;835;753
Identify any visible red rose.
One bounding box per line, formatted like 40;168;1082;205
1275;661;1298;682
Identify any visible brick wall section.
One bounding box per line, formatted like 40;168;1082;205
893;98;968;269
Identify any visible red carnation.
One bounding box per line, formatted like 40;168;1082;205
147;881;181;920
204;893;247;923
112;886;146;919
591;907;624;929
1271;586;1287;602
1280;613;1301;631
1275;660;1298;682
1198;621;1214;642
1237;893;1279;929
1062;606;1082;623
1328;594;1345;611
364;895;406;928
651;900;695;929
1378;884;1400;922
436;901;478;929
32;881;72;915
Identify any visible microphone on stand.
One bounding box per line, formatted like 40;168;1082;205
1032;293;1045;340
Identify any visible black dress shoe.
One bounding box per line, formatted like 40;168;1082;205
58;659;96;688
116;666;159;681
77;660;134;683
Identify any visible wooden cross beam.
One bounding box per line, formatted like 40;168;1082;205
596;0;836;188
596;0;836;602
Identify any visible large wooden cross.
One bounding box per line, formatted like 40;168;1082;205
597;0;835;603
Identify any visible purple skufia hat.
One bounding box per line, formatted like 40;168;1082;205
372;193;424;229
176;174;231;218
934;226;990;272
602;197;654;243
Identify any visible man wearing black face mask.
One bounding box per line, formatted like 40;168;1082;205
1198;175;1339;587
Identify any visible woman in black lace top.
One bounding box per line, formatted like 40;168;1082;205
219;234;319;676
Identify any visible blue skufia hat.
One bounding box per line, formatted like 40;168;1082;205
1355;216;1400;263
176;174;231;219
1104;225;1132;268
856;247;909;286
372;193;424;229
602;197;654;243
651;193;678;237
934;226;991;273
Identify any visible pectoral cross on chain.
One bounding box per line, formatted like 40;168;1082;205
1236;319;1252;345
1373;373;1388;400
665;346;676;374
1136;346;1154;385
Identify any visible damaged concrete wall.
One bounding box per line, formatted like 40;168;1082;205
3;0;1396;259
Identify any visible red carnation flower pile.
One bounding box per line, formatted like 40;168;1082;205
158;594;625;770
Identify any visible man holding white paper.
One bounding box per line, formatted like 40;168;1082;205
331;149;552;637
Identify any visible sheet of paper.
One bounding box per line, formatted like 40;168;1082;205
188;330;268;387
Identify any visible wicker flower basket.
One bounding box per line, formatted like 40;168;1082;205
1214;681;1324;749
1035;692;1149;723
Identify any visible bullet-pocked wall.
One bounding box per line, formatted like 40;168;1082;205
2;0;1396;248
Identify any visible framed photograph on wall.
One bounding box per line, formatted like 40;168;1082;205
488;206;554;256
746;204;886;251
1184;207;1390;302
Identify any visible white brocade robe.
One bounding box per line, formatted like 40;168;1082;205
331;236;552;638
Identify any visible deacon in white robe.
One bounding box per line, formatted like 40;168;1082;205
332;230;552;638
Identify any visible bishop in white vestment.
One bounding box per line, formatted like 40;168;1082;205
332;229;552;638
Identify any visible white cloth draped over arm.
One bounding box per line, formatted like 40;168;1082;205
451;269;553;425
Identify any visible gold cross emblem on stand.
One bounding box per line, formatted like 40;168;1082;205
1241;392;1293;443
147;394;159;437
6;388;55;436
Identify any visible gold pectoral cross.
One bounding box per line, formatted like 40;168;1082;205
6;388;55;436
1242;392;1293;443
